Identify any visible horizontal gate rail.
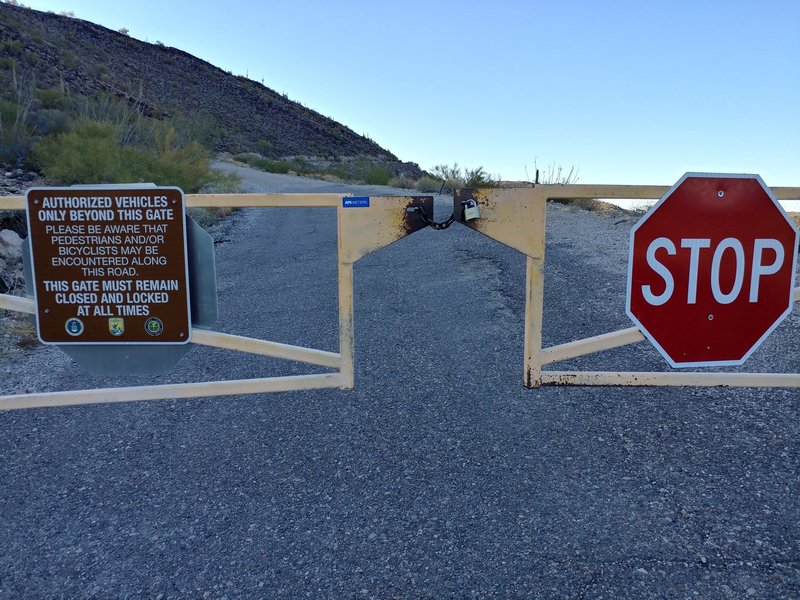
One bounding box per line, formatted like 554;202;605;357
3;187;800;210
0;192;345;210
0;295;341;366
541;371;800;387
0;374;346;411
542;287;800;365
191;330;341;368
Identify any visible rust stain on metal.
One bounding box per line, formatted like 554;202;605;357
403;196;434;235
453;187;547;258
340;195;435;263
453;188;497;231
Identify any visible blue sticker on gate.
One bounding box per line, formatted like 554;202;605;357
343;197;370;208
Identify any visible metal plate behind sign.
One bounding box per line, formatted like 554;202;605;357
22;216;217;375
26;186;192;345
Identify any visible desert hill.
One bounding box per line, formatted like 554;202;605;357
0;2;421;176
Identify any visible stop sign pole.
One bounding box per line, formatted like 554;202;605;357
627;173;799;368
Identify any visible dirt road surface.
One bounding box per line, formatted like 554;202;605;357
1;163;798;598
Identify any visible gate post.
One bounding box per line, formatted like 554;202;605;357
453;187;548;388
524;254;546;388
337;259;355;389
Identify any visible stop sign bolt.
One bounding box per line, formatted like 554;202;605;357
717;191;725;198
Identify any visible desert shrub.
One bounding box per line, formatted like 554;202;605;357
348;156;391;185
35;87;67;110
260;159;294;174
177;111;222;148
0;100;18;123
89;63;110;78
70;93;154;147
364;165;391;185
254;139;275;157
349;156;371;180
0;40;23;57
234;153;292;174
531;161;588;208
431;163;495;192
233;151;392;187
148;126;226;191
60;51;77;69
388;174;415;189
30;108;69;136
33;119;127;182
561;198;599;211
414;176;443;193
0;84;34;165
463;166;495;187
324;164;349;180
33;119;237;192
433;163;464;191
432;163;461;182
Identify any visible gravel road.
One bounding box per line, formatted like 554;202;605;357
1;162;798;598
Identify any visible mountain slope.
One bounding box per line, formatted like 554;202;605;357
0;3;419;172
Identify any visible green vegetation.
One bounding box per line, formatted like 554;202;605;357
35;87;67;110
233;152;499;192
235;155;297;175
233;152;394;186
33;120;236;192
0;82;34;166
0;71;238;193
413;176;443;193
387;174;416;189
424;163;497;193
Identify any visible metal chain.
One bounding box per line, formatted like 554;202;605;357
412;206;455;230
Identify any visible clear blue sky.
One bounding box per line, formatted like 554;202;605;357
17;0;800;186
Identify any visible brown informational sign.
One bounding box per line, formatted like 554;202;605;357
26;186;192;345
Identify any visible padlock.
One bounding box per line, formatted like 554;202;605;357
462;198;481;222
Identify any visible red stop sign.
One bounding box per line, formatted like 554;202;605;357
626;173;798;367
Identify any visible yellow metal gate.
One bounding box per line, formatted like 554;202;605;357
0;192;431;409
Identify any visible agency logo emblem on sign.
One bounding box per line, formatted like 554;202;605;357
25;186;192;345
108;318;125;336
145;317;164;336
65;317;84;336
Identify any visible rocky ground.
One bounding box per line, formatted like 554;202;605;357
0;169;50;360
0;169;42;291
